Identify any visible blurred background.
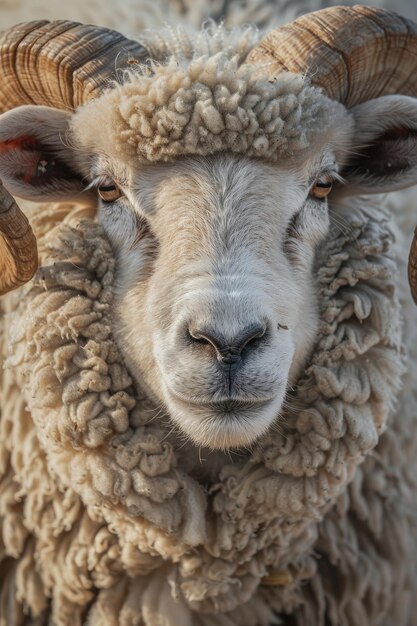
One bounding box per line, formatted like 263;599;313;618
0;0;416;36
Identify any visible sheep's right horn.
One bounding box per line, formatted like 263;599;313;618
0;180;37;295
0;20;149;113
0;20;149;293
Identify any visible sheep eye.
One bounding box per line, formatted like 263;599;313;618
97;178;123;202
310;174;333;199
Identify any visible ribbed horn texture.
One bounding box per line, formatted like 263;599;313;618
248;5;417;303
246;5;417;108
0;180;37;295
0;21;149;292
0;20;149;113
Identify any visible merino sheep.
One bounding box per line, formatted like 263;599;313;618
1;3;417;626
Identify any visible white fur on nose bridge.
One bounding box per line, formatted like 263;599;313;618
72;26;351;164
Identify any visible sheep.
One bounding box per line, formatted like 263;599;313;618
0;4;417;626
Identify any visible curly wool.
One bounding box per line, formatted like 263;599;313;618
72;25;351;164
1;196;416;626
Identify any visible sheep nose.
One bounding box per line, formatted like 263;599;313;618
188;322;267;364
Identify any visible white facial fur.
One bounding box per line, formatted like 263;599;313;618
93;153;333;450
1;93;417;451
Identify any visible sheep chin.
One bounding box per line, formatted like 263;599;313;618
162;385;286;450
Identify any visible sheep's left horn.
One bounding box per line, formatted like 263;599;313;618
247;5;417;303
0;180;37;295
246;5;417;108
409;230;417;305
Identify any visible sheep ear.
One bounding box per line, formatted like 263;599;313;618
338;95;417;196
0;105;90;201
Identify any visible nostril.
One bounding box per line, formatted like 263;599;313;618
238;323;266;353
188;327;224;351
187;322;267;362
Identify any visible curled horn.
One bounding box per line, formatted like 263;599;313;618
246;5;417;107
0;180;37;295
0;20;149;112
247;5;417;301
0;20;149;292
409;229;417;305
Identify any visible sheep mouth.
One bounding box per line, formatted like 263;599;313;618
203;399;272;412
167;390;274;413
163;384;285;449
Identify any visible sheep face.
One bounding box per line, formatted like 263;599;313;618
94;152;333;449
3;92;417;449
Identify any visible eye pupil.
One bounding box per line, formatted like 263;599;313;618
310;175;334;199
97;178;122;202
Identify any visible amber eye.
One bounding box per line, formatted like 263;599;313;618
310;175;333;199
97;178;123;202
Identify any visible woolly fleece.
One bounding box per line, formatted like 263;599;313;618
72;25;351;164
1;195;416;626
0;3;417;626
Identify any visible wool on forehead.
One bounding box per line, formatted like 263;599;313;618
72;25;352;164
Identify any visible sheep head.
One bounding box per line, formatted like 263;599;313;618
1;8;417;450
